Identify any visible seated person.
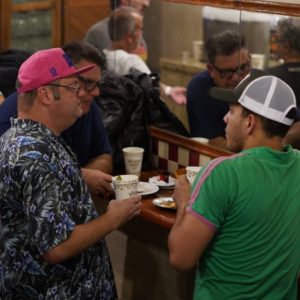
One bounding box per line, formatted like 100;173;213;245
267;17;300;105
85;0;150;61
104;6;186;105
186;30;250;149
0;48;31;98
268;18;300;149
0;41;113;196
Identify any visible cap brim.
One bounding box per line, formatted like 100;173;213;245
209;87;239;103
71;64;95;76
209;69;268;104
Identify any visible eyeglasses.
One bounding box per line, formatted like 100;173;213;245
213;61;250;79
77;75;100;92
48;83;82;97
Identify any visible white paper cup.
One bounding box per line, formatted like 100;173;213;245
186;166;202;185
122;147;144;177
182;51;190;63
112;174;139;200
251;54;265;70
192;40;204;62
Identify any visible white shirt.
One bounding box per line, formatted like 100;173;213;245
103;49;151;75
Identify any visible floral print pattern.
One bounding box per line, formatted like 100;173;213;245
0;119;117;299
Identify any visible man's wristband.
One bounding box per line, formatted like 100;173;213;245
164;86;172;96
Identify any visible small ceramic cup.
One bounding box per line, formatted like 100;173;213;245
186;166;202;185
112;174;139;200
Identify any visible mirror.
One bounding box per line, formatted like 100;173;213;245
139;0;300;133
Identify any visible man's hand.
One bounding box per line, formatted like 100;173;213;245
106;195;142;229
43;194;142;264
81;168;113;196
173;175;191;210
169;86;187;105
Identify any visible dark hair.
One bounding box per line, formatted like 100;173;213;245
62;40;107;70
0;49;31;97
108;6;141;42
205;30;245;64
242;107;292;138
110;0;121;10
277;18;300;54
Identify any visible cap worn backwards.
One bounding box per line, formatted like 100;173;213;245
210;69;297;125
17;48;95;94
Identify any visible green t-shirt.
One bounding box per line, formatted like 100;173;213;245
188;145;300;300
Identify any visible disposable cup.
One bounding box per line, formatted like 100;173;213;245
112;174;139;200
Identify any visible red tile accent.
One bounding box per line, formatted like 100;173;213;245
169;143;178;161
152;138;159;155
189;150;200;166
158;157;168;171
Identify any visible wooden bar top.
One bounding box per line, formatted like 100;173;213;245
139;171;176;230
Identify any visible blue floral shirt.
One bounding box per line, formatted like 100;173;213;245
0;119;117;299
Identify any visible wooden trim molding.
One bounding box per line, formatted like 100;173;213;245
165;0;300;17
12;0;55;13
0;0;12;50
149;126;232;159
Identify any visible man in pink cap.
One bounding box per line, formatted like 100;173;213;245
0;48;141;299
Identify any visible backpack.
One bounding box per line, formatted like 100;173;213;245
96;69;189;170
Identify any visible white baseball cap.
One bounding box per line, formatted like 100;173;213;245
210;70;297;125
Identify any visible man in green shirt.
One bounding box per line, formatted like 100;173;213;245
168;71;300;299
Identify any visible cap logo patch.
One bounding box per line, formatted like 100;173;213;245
63;53;74;68
49;67;58;77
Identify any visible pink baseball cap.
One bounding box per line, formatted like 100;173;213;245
17;48;95;93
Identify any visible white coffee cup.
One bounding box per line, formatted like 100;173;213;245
186;166;202;185
112;174;139;200
251;54;265;70
122;147;144;177
192;40;204;62
182;51;190;63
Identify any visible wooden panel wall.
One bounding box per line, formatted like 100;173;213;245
0;0;12;51
63;0;111;44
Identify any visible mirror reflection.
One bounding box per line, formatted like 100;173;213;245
140;1;300;149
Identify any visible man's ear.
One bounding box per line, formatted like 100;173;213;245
125;32;134;46
207;63;214;77
37;86;53;106
245;114;257;134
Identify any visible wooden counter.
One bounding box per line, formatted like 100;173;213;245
139;171;176;229
140;189;176;229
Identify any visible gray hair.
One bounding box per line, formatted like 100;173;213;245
277;18;300;53
108;6;141;42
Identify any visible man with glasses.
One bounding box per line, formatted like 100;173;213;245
186;30;250;149
0;41;113;198
0;47;142;299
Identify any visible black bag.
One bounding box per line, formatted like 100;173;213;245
96;69;189;170
126;69;189;137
